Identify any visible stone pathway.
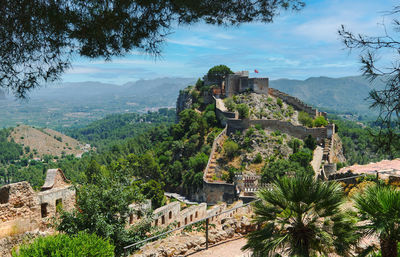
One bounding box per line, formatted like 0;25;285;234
311;146;323;177
215;98;227;112
186;237;251;257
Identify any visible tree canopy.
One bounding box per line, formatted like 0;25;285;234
1;0;304;98
339;6;400;157
206;65;234;85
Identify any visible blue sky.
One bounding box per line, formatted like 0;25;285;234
63;0;398;84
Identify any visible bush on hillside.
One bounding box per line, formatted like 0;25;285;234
276;98;283;107
13;232;114;257
288;138;303;154
312;115;328;127
236;104;249;119
253;153;263;164
224;140;239;159
304;135;317;150
298;111;313;127
223;97;236;112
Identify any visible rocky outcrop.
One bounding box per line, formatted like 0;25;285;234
176;88;194;119
0;230;50;257
331;133;346;163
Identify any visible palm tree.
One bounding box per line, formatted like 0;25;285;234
242;175;358;257
353;185;400;257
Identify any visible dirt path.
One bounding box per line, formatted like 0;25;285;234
185;237;251;257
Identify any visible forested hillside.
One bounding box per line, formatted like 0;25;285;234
67;108;175;149
331;117;400;166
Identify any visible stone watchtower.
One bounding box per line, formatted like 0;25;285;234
223;71;269;97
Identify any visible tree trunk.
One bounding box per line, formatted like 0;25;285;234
380;237;398;257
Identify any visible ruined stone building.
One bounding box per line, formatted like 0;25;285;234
0;168;75;238
205;71;269;97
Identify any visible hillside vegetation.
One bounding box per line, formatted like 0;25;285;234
67;108;175;149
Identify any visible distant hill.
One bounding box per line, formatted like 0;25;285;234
0;77;195;129
270;75;385;116
0;75;386;129
9;125;93;157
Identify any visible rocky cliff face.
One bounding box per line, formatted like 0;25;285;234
332;133;346;164
176;88;194;120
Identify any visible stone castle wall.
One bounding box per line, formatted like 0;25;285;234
269;88;327;118
0;182;41;238
0;169;76;238
203;181;236;205
227;118;330;142
178;203;207;226
251;78;269;95
215;107;236;127
151;202;207;227
37;186;75;219
153;202;181;227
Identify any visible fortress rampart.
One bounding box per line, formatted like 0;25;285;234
268;88;327;118
227;118;334;142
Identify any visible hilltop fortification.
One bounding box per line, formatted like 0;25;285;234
177;70;343;204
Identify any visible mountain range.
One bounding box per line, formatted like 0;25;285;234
0;75;385;129
269;75;385;116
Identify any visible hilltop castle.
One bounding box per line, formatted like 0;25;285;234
204;71;269;97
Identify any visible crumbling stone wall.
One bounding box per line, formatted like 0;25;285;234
37;186;75;220
203;181;236;205
269;88;326;118
178;203;207;226
0;182;40;238
227;118;330;142
0;169;76;238
153;202;180;227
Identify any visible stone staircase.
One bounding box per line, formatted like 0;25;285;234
204;127;227;182
322;138;331;162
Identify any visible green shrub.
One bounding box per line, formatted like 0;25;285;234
223;97;236;111
13;232;115;257
298;111;313;127
304;135;317;150
224;140;239;159
312;115;328;127
288;138;303;153
289;150;313;168
253;153;263;164
236;104;249;119
245;127;255;137
277;98;283;107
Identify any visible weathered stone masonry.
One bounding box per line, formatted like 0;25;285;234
0;169;75;238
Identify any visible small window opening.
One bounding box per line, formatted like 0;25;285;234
0;187;9;204
41;203;48;218
55;198;62;213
